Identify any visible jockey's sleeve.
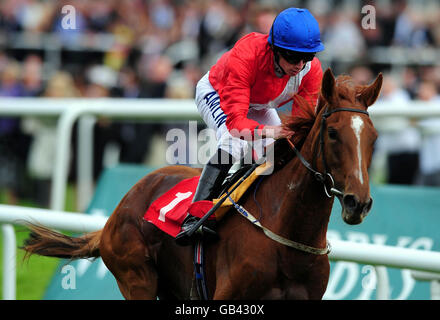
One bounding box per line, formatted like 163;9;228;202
215;45;264;140
295;58;323;116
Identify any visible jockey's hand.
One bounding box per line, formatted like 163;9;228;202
262;125;292;140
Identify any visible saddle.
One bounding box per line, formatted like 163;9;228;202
212;162;273;220
217;164;254;197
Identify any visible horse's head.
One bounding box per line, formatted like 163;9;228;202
315;68;383;225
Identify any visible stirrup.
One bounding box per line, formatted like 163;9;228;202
175;219;218;246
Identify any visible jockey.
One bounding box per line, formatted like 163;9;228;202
175;7;325;246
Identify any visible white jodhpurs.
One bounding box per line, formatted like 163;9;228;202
196;72;281;162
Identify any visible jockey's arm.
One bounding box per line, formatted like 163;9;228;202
259;125;291;140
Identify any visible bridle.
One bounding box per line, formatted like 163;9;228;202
227;106;370;255
286;107;370;198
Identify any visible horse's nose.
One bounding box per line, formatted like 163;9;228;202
342;194;358;213
364;197;373;213
342;194;373;215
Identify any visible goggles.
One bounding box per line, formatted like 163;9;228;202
277;47;315;65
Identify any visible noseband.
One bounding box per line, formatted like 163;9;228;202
287;107;370;198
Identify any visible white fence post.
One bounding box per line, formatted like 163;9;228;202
411;271;440;300
374;266;389;300
77;115;96;211
2;224;16;300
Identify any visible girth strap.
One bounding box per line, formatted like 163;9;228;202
194;240;209;300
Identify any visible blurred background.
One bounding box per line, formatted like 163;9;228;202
0;0;439;208
0;0;440;300
0;0;440;206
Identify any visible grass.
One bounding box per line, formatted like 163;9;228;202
0;184;77;300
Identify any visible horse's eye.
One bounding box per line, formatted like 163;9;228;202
328;128;338;140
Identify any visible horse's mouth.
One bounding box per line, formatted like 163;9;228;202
339;194;373;225
341;209;368;225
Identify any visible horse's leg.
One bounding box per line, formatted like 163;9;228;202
100;212;159;300
114;261;159;300
212;268;256;299
211;263;248;299
100;166;202;300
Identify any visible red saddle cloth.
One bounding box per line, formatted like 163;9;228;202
143;176;214;237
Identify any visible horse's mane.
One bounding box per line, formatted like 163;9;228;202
281;94;317;148
268;94;318;169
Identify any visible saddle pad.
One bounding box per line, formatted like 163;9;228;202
143;176;214;237
143;162;273;237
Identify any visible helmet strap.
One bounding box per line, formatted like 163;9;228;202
270;13;276;49
273;53;286;78
270;13;285;78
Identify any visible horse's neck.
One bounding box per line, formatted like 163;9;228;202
266;138;334;250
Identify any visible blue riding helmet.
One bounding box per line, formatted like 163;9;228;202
267;8;325;53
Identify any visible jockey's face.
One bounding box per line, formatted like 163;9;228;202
278;54;306;77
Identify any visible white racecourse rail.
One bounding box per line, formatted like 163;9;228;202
1;98;440;300
1;204;440;300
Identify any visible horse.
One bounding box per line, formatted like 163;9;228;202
23;68;383;300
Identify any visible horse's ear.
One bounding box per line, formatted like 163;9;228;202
321;68;336;105
358;73;383;108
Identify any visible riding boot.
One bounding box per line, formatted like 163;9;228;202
175;149;234;246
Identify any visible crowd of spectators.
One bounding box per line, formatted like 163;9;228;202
1;0;440;207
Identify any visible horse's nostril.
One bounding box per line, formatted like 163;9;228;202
343;194;357;210
365;197;373;213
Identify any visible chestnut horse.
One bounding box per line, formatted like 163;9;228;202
23;69;382;299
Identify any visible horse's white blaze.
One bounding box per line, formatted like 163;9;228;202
351;115;364;185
